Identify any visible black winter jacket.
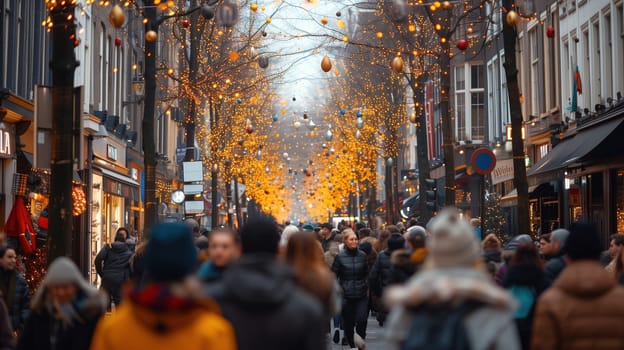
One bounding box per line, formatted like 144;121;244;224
368;249;394;297
544;254;566;287
210;254;325;350
94;242;132;285
332;247;368;299
0;269;30;332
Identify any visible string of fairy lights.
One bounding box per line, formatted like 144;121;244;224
43;0;543;222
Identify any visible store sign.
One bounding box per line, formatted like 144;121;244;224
491;158;514;185
0;126;13;158
569;187;581;207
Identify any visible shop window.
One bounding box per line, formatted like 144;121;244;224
616;169;624;232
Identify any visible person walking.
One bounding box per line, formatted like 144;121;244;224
332;229;369;350
17;257;107;350
285;231;339;317
384;208;520;350
502;243;546;350
197;228;241;283
531;222;624;350
0;246;29;332
368;233;405;326
543;228;570;286
94;233;132;308
90;223;236;350
210;215;325;350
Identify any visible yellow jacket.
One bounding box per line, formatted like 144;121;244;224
90;299;236;350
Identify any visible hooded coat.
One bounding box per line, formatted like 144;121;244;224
89;294;235;350
211;254;325;350
17;258;107;350
531;261;624;350
94;242;132;287
384;268;521;350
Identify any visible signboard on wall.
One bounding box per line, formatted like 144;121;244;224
569;187;581;207
183;161;203;182
491;158;514;185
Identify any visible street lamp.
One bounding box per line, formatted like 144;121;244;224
131;76;145;97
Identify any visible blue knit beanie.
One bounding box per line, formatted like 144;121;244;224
145;223;197;282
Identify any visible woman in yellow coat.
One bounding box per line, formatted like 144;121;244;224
90;223;236;350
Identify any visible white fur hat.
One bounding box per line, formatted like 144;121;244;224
427;208;481;268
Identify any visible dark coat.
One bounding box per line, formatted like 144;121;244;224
94;242;132;286
544;254;566;287
17;292;104;350
211;254;325;350
0;299;15;350
0;269;29;332
332;247;369;299
368;249;394;297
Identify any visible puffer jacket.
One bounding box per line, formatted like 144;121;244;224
332;247;368;299
369;249;394;297
531;261;624;350
94;242;132;284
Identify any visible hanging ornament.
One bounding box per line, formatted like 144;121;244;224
325;126;333;141
256;150;262;160
387;157;394;166
245;120;254;134
272;115;278;122
336;20;345;29
336;11;341;17
442;1;452;9
236;98;242;104
181;19;190;28
320;17;328;25
303;112;308;119
201;5;215;20
321;56;332;72
340;109;346;115
294;121;302;129
292;96;296;101
355;130;362;140
546;25;555;38
456;39;468;51
250;3;259;12
356;117;364;129
308;120;316;130
283;152;289;159
115;37;122;46
506;10;518;26
109;5;125;29
356;111;363;118
216;0;239;27
258;55;269;68
386;0;408;23
409;113;418;123
145;30;158;43
391;56;404;73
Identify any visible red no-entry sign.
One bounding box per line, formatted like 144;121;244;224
471;148;497;175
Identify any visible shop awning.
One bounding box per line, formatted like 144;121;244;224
528;116;624;176
101;168;139;187
100;168;139;201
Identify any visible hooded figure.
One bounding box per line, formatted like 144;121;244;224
94;233;133;307
384;208;521;350
210;215;325;350
90;223;236;350
17;257;107;350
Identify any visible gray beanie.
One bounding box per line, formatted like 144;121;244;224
44;257;92;290
504;234;533;252
427;208;481;268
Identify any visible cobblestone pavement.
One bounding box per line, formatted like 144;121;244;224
328;316;385;350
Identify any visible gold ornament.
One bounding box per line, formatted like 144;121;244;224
145;30;158;43
321;55;332;72
250;3;258;12
506;10;518;26
391;56;404;73
409;113;417;123
442;1;452;9
320;17;328;25
109;5;125;28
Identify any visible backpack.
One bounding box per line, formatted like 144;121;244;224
508;285;536;319
401;301;483;350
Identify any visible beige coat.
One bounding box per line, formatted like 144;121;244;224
531;261;624;350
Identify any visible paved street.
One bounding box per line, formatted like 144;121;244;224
329;316;385;350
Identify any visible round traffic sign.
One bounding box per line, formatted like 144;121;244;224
471;148;496;175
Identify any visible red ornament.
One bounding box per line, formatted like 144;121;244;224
546;26;555;38
456;39;468;51
182;20;190;28
115;37;122;46
246;124;254;134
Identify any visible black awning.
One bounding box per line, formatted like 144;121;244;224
528;116;624;176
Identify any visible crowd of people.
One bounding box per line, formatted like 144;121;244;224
0;209;622;349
